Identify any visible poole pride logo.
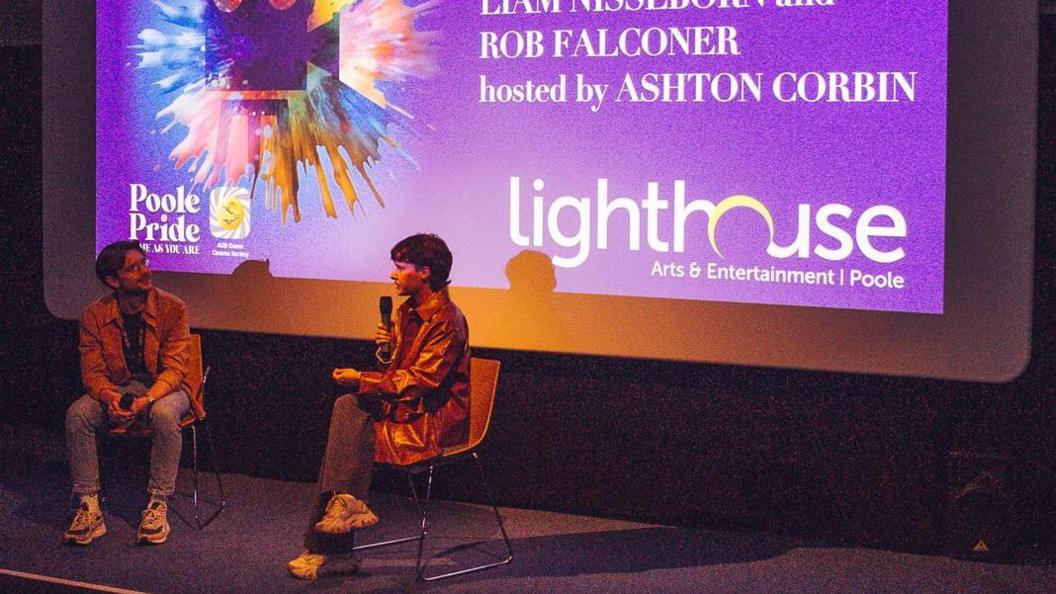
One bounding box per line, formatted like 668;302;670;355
132;0;436;223
209;186;252;239
128;183;203;243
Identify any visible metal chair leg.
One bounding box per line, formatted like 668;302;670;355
413;465;436;580
407;471;422;513
353;473;427;552
474;452;514;560
418;453;513;582
173;420;226;530
192;424;200;519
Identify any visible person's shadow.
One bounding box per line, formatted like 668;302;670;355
493;250;570;350
351;502;790;584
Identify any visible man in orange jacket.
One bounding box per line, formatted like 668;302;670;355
64;240;192;546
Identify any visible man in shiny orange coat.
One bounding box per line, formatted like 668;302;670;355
289;233;471;580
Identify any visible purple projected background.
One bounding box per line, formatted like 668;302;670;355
97;0;947;313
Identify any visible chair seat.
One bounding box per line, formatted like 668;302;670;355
106;414;200;437
441;441;476;459
382;448;473;475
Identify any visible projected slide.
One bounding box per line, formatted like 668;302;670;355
97;0;947;313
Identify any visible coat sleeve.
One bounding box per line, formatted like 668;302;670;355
358;318;466;403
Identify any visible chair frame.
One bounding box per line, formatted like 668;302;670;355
177;365;226;530
355;452;514;581
354;358;513;582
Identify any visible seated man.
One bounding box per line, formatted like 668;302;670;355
288;233;471;580
64;240;192;545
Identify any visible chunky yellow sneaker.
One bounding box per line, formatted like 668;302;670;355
137;500;170;544
313;493;378;535
288;551;326;580
64;502;106;545
287;551;360;580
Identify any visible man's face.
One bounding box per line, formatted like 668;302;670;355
106;250;153;294
390;260;429;297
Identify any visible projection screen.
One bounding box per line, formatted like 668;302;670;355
44;1;1037;381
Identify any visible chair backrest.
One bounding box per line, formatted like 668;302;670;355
185;334;206;421
450;357;500;456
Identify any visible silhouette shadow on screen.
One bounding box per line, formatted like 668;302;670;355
495;250;570;350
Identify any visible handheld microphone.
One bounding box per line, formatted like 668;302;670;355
119;392;135;410
379;296;394;359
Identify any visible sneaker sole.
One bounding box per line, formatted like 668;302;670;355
65;522;107;546
288;558;360;580
137;525;170;545
287;565;320;581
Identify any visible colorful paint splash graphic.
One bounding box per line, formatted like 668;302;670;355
134;0;436;222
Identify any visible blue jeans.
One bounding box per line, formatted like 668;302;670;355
65;381;191;497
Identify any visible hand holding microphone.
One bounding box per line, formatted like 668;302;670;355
377;296;394;361
105;390;136;422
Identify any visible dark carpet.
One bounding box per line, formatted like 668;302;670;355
1;422;1052;593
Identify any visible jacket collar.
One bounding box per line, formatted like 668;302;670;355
404;287;450;323
101;288;159;328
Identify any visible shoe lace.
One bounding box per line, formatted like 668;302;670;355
70;507;95;529
326;495;344;513
337;496;356;512
142;503;166;525
325;494;362;517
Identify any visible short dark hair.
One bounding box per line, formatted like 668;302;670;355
95;240;146;285
390;234;452;291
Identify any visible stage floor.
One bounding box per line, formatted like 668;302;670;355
1;422;1052;594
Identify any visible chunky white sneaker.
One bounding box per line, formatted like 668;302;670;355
137;500;170;544
64;502;106;545
313;493;378;535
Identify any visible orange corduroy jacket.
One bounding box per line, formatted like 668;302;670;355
78;288;196;416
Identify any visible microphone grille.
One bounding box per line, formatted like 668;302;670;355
379;296;393;316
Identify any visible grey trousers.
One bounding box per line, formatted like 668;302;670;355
65;382;191;498
304;394;376;554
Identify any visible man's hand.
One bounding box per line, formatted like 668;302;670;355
374;323;394;350
100;390;120;407
103;390;134;421
332;368;361;387
130;396;151;416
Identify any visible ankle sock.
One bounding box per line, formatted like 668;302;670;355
80;493;100;514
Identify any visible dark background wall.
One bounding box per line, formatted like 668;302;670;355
2;5;1053;556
